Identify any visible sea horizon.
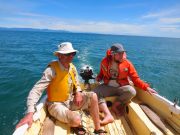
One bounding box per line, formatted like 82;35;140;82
1;27;180;39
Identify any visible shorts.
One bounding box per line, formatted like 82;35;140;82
93;84;136;104
47;91;94;123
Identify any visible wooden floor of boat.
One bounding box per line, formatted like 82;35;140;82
41;109;135;135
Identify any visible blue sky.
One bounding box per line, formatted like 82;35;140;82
0;0;180;38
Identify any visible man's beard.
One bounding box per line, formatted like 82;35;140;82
115;58;123;63
115;60;120;63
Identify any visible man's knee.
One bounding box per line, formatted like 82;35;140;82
90;93;98;103
93;84;105;98
129;86;136;97
66;110;81;127
119;85;136;100
93;88;100;99
90;91;105;105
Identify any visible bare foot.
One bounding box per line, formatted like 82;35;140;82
100;115;114;125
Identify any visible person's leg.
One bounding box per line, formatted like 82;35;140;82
99;102;114;125
94;84;117;100
93;84;116;125
89;93;101;130
112;85;136;115
89;93;107;134
74;92;106;134
111;101;125;116
47;102;81;127
116;85;136;103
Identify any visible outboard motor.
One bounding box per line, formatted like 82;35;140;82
80;65;94;83
80;65;95;90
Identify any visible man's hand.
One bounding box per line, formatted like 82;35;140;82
73;91;83;107
95;77;102;85
146;87;158;95
95;77;101;82
16;112;34;129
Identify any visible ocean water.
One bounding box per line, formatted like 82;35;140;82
0;30;180;135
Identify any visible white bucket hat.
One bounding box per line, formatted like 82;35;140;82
54;42;78;56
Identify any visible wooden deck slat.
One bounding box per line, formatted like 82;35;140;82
82;110;94;134
54;120;69;135
121;116;133;135
110;122;120;135
113;119;125;135
104;124;111;135
123;114;137;135
108;124;115;135
112;112;128;135
111;108;135;135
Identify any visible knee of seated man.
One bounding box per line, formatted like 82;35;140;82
129;86;136;97
90;93;98;103
66;110;81;126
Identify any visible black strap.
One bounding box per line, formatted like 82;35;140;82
94;129;107;134
71;127;86;135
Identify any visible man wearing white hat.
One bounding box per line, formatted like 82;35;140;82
16;42;106;134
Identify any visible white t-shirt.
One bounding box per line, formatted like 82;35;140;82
108;61;120;87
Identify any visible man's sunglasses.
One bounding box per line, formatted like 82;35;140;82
64;52;76;56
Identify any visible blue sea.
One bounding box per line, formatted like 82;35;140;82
0;30;180;135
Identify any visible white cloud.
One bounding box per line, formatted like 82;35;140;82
159;17;180;24
160;25;180;32
16;12;46;17
0;16;145;35
140;7;180;37
52;21;146;35
142;8;179;19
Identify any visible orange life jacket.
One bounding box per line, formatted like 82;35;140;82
97;50;149;90
47;61;77;102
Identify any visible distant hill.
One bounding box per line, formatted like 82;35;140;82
0;27;70;33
